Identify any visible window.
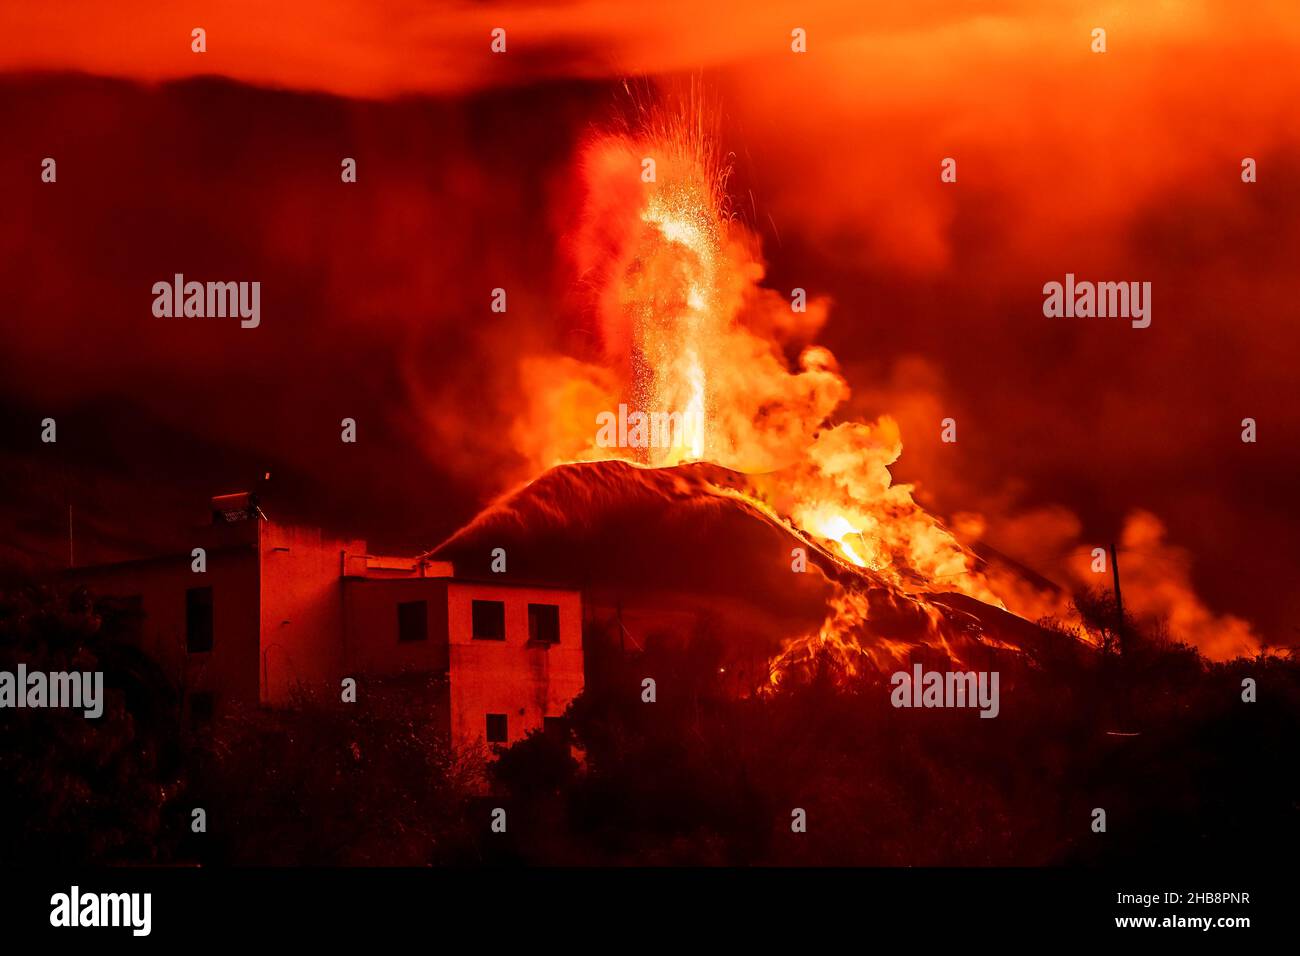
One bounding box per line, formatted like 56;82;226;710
397;600;428;642
101;594;144;642
471;600;505;640
486;713;508;744
527;603;561;645
186;586;213;653
190;692;214;726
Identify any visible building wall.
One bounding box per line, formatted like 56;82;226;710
341;577;452;735
61;520;587;747
258;523;365;705
343;577;451;678
64;533;260;716
447;582;584;747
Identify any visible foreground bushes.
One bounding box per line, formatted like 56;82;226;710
484;625;1299;866
3;588;1296;865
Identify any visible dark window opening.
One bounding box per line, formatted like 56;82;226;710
397;600;428;642
486;713;508;743
190;692;214;726
472;600;506;640
100;594;144;642
543;716;567;741
186;586;213;653
528;603;561;645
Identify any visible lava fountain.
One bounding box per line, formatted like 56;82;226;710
513;91;1061;682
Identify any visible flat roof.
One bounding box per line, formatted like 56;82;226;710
350;574;580;592
449;575;580;592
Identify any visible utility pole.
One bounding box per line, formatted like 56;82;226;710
617;597;625;655
64;456;74;569
1109;542;1125;656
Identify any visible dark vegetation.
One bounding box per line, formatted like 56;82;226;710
484;612;1299;866
0;587;181;863
1;586;1296;865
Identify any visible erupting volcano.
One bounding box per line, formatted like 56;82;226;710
425;91;1060;684
435;88;1258;681
2;0;1293;886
